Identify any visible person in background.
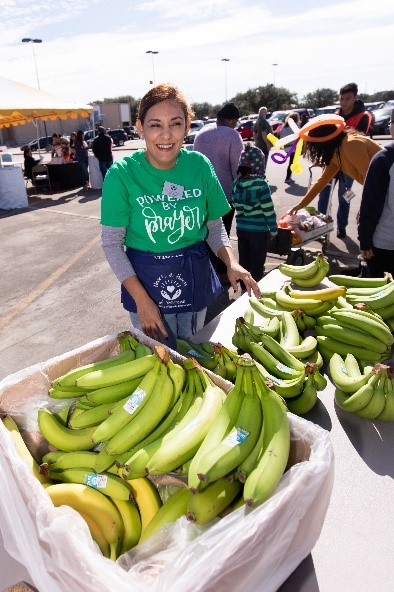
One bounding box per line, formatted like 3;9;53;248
74;130;90;189
100;83;260;349
51;133;61;157
287;125;381;216
23;147;41;181
253;106;272;174
92;126;114;180
318;82;372;238
279;111;300;185
232;143;277;283
69;132;77;160
357;111;394;276
193;102;243;284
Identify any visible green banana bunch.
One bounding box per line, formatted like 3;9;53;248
328;273;392;288
105;357;176;456
38;408;97;452
175;338;220;371
249;296;286;320
315;318;389;355
52;347;137;391
279;253;325;281
118;331;140;353
76;350;159;390
122;360;226;478
291;309;316;333
187;364;245;492
316;335;386;364
90;352;163;445
329;353;374;393
334;369;381;413
186;476;242;525
344;278;394;311
85;376;143;405
376;368;394;421
279;253;329;287
275;285;328;314
285;363;322;415
327;308;394;349
255;359;306;398
242;371;290;507
189;360;262;488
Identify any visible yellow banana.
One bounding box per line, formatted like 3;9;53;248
288;285;346;301
275;288;324;312
127;477;162;533
45;483;124;560
48;467;133;501
37;408;96;452
78;509;110;557
111;498;141;554
1;415;51;484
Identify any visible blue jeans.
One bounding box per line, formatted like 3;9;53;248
78;158;89;185
99;160;113;179
129;309;207;350
317;173;353;232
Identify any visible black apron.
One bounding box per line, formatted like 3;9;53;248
121;241;223;314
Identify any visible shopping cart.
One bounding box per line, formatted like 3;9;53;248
267;164;335;265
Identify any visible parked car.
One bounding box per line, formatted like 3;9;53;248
364;101;385;112
236;120;255;140
313;105;340;117
123;126;139;140
184;120;205;144
266;111;288;136
20;136;53;152
370;107;392;135
107;129;128;146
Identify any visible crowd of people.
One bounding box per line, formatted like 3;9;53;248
98;80;393;346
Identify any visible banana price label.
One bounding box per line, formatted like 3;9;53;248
84;473;108;489
223;427;250;447
123;388;146;414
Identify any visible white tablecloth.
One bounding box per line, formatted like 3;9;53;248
0;166;28;209
88;153;103;189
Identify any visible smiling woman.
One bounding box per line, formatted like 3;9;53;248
100;83;260;349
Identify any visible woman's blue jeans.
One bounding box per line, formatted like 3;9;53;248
129;309;206;350
317;173;353;232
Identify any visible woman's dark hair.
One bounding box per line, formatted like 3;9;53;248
23;147;31;157
304;125;347;167
76;130;85;143
137;83;195;124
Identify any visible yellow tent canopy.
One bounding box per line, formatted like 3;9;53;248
0;76;93;128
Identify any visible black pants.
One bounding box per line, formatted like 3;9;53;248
237;229;269;282
366;246;394;277
208;206;235;275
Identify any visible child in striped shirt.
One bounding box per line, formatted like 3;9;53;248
232;143;277;282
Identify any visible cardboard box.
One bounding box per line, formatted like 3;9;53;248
0;332;334;592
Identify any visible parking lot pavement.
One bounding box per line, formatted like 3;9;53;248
1;139;390;380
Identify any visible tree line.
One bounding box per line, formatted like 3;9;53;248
94;85;394;123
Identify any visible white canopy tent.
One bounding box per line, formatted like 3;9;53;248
0;76;93;129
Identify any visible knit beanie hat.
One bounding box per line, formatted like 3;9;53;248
216;103;240;119
239;143;265;176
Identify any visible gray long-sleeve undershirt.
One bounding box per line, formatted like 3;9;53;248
101;219;230;284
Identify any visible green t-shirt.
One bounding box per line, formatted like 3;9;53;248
101;149;231;253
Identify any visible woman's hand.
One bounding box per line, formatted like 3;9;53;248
360;248;374;260
226;261;261;297
287;205;300;216
123;275;168;342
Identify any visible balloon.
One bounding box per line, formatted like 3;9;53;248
270;132;299;150
267;132;278;146
290;138;304;174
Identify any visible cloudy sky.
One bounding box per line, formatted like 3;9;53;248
1;0;393;108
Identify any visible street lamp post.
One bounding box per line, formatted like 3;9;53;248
272;63;278;86
146;50;159;85
221;58;230;102
22;37;49;149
